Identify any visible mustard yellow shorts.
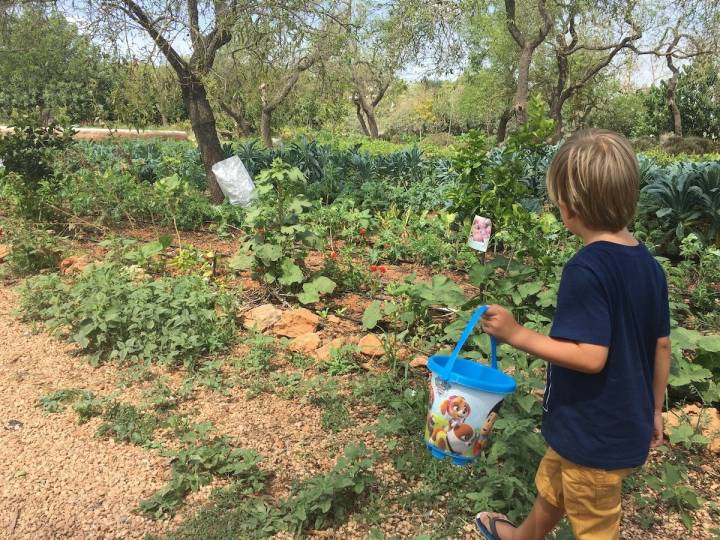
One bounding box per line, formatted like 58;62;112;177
535;447;635;540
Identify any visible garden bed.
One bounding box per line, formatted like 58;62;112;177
1;237;719;538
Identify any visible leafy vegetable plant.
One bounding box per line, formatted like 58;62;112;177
18;263;236;366
230;159;336;303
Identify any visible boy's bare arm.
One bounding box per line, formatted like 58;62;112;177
481;304;608;374
651;336;671;447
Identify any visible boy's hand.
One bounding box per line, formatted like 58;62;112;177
650;410;664;448
481;304;522;345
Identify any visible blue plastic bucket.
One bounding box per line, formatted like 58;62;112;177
425;305;516;465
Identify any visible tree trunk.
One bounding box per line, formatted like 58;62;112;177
220;101;252;138
551;107;564;141
549;44;570;142
354;99;370;136
666;63;682;136
514;48;533;125
497;109;512;142
364;107;379;138
260;108;273;148
181;76;225;203
233;119;251;139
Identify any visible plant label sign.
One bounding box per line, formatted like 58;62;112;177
468;216;491;253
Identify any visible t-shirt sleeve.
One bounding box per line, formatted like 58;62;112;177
550;264;611;346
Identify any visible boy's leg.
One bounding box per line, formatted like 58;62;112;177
477;496;564;540
477;448;566;540
560;459;634;540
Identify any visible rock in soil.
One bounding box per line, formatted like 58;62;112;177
272;308;320;337
315;336;352;361
59;255;90;275
358;334;384;357
288;332;321;354
409;355;429;369
243;303;282;332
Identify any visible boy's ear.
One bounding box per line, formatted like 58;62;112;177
558;201;575;219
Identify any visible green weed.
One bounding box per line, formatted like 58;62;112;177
96;402;163;446
18;263;236;367
140;436;265;518
38;388;85;413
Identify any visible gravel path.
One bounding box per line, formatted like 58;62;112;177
1;275;717;540
0;125;188;141
0;285;172;539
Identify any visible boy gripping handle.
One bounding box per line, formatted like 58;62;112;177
475;130;671;540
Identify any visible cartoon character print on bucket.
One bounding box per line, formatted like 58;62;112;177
424;305;516;465
425;377;505;459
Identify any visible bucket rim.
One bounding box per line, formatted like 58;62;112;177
428;355;516;394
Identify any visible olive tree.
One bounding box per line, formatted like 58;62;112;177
347;0;464;138
630;0;719;136
0;9;106;124
51;0;341;201
213;2;345;147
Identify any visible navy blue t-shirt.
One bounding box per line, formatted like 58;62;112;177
542;241;670;469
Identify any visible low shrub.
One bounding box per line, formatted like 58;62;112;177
0;218;65;276
0;119;75;184
18;263;236;366
56;168;216;230
637;161;720;254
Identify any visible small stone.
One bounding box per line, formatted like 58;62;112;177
358;334;384;357
396;347;412;361
243;304;282;332
3;419;23;430
288;332;321;354
273;308;320;338
59;255;90;275
326;315;341;324
314;337;349;361
409;355;428;369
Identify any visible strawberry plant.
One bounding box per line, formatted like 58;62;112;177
280;443;377;534
362;274;467;346
140;435;265;518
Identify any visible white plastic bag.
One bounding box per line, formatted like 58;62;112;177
211;155;255;207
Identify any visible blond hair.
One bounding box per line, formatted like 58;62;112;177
546;129;639;232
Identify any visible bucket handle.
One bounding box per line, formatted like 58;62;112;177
443;305;498;377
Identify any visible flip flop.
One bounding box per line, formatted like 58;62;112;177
475;512;517;540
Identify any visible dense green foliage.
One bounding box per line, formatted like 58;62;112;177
638;160;720;253
0;120;74;183
642;62;720;139
5;125;719;539
0;10;108;124
18;264;236;366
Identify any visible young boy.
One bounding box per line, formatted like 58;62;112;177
475;129;671;540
